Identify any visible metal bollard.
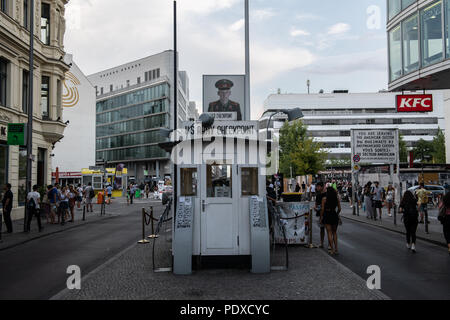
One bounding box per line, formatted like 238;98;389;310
306;209;316;249
393;203;397;226
148;206;159;239
82;204;86;221
138;208;150;244
424;207;429;234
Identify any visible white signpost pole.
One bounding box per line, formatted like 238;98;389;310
351;130;356;216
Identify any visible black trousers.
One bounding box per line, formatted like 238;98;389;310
404;219;418;244
26;208;42;231
443;219;450;244
3;208;13;233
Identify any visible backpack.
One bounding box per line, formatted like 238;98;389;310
89;188;95;199
27;197;36;209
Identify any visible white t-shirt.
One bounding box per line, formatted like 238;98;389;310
27;191;41;209
77;187;83;197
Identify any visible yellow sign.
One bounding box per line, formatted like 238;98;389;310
353;165;361;171
81;168;128;175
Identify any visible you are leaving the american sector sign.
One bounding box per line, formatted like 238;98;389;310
351;129;398;164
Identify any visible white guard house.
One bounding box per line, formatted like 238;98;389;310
171;120;271;274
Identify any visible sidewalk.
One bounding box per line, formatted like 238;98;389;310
0;202;124;251
54;238;389;300
340;203;447;247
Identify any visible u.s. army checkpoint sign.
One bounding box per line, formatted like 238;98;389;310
351;129;398;164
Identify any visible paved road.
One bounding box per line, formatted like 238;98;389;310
0;200;164;300
321;218;450;300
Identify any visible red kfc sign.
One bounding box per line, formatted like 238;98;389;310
396;94;433;112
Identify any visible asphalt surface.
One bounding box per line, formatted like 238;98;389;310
324;217;450;300
0;200;164;300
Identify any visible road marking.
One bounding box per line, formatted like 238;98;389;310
339;239;356;249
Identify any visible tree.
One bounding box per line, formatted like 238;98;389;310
431;128;446;163
399;134;408;163
328;158;351;167
412;139;434;163
278;120;328;177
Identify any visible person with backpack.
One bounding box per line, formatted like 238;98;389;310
364;182;374;220
415;182;431;224
26;185;42;232
399;190;419;253
59;186;69;226
47;184;59;224
84;182;95;213
437;192;450;255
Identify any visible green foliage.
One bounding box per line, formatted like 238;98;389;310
431;128;446;163
328;158;351;167
278;120;328;176
399;134;408;163
413;139;434;163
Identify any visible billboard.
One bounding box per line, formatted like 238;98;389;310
396;94;433;112
203;75;246;121
351;129;399;164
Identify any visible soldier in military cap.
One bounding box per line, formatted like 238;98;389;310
208;79;242;120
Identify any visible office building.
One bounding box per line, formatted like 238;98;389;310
88;51;189;183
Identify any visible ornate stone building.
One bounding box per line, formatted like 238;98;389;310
0;0;70;220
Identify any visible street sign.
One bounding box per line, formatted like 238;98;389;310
353;164;361;171
351;129;398;164
353;155;361;163
7;123;25;146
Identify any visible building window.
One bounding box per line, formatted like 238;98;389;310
388;0;401;20
446;0;450;58
22;70;29;113
137;77;141;84
41;3;50;45
23;0;29;29
37;148;46;187
1;0;7;14
100;87;104;95
0;58;7;107
421;1;443;67
156;68;160;78
366;119;375;124
389;24;402;81
41;76;50;118
402;0;416;10
152;70;156;79
127;80;130;87
110;84;113;92
403;13;419;74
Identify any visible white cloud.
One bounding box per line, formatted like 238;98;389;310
230;19;245;31
252;8;276;21
290;29;310;37
327;23;351;35
295;13;322;21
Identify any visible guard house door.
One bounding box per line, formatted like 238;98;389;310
201;162;239;256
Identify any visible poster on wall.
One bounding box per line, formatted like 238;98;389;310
203;75;246;121
274;202;310;245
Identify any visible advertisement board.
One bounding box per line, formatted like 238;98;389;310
396;94;433;112
274;202;309;245
203;75;246;121
351;129;399;164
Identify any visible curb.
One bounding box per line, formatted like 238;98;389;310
341;215;447;248
50;241;141;300
0;213;119;252
317;249;391;300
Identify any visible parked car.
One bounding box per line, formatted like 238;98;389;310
408;185;445;203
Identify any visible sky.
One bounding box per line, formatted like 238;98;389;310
64;0;388;120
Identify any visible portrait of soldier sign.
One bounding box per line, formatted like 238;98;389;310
203;75;245;121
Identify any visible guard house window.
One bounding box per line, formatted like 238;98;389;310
388;0;401;20
241;167;258;196
0;58;7;107
403;13;419;74
180;168;197;196
22;70;29;113
207;164;232;198
421;1;443;67
41;76;50;118
389;24;402;81
41;3;50;45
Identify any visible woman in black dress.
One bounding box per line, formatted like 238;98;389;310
320;187;342;255
399;190;419;253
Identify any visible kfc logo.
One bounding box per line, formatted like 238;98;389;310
396;95;433;112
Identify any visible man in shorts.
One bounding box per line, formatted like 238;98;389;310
371;181;384;220
415;182;431;224
314;181;326;248
84;182;94;213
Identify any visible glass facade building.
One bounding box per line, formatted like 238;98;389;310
95;83;170;164
387;0;450;90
